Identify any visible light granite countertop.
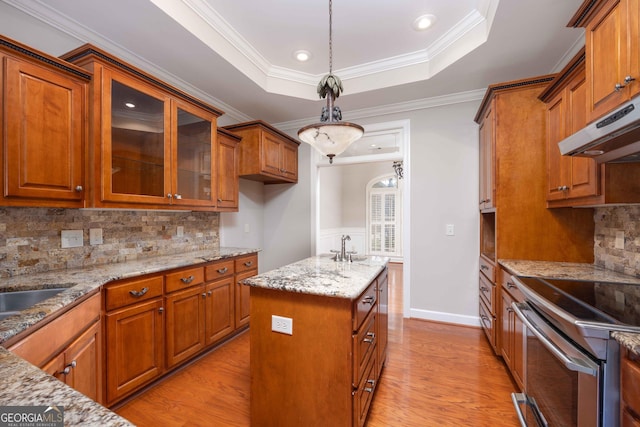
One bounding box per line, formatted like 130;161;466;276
499;259;640;356
0;247;259;427
241;255;389;299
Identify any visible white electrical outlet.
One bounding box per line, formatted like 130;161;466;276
89;228;103;245
615;230;625;249
61;230;83;248
271;315;293;335
446;224;455;236
177;226;184;237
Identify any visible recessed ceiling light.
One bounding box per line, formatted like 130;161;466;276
413;14;436;31
294;50;311;62
125;102;136;108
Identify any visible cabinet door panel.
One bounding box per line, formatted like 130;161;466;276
205;277;235;345
281;142;298;182
106;298;164;404
4;57;84;202
546;94;571;201
586;0;629;121
165;286;206;368
261;133;282;176
216;133;239;209
65;321;101;402
235;270;256;329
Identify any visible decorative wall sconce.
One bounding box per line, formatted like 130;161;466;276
393;161;404;179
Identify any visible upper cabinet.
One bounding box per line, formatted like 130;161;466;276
0;35;90;208
61;44;227;211
223;121;299;184
570;0;640;122
216;128;241;211
478;100;496;211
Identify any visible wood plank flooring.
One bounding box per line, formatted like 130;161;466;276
115;263;520;426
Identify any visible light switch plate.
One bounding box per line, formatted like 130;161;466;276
89;228;103;245
446;224;455;236
61;230;83;248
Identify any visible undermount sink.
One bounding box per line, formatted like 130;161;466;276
0;288;67;321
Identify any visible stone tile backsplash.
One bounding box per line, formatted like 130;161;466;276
0;208;219;278
594;206;640;277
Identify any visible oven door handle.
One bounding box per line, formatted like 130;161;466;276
512;302;598;376
512;393;549;427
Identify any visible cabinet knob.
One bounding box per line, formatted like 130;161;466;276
207;291;212;297
75;185;83;192
202;293;207;298
174;194;182;200
158;307;164;313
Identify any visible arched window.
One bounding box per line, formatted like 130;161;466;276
366;174;402;257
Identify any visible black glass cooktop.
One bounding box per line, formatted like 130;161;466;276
515;276;640;327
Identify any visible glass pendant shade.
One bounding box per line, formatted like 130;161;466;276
298;121;364;161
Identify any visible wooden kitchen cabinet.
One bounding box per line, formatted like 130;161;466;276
499;268;525;391
478;101;495;211
61;44;227;211
235;254;258;328
376;267;389;376
216;128;241;211
475;76;595;361
621;347;640;426
224;120;299;184
540;50;640;206
165;285;206;368
104;276;165;405
7;292;103;404
570;0;640;122
204;260;236;345
0;35;90;208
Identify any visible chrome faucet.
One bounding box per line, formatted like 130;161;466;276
340;235;351;261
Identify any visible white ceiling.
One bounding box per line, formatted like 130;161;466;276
1;0;585;131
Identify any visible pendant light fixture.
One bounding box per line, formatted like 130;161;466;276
297;0;364;164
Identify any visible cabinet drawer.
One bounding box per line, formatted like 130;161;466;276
500;269;524;302
479;255;495;282
479;273;495;314
105;276;163;311
479;299;495;348
205;260;235;281
353;310;376;386
165;267;204;293
235;254;258;273
353;281;377;331
354;350;377;427
622;352;640;417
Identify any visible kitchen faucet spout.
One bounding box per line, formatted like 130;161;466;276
341;235;351;261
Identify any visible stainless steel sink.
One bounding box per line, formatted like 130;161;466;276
0;288;67;321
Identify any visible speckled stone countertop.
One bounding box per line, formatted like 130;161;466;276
0;247;258;427
241;255;388;299
499;259;640;356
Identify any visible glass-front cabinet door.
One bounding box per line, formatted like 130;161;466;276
171;101;216;207
102;69;171;205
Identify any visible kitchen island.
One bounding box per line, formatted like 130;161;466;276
242;255;388;427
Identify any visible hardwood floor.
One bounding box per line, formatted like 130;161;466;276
115;262;519;426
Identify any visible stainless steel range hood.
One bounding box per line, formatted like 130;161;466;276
559;94;640;163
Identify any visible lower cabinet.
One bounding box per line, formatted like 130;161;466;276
621;348;640;426
499;268;525;391
103;254;257;406
7;292;103;404
235;254;258;328
376;267;389;376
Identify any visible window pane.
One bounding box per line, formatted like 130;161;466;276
371;224;381;251
176;108;212;201
371;194;381;222
385;194;395;221
385;225;395;252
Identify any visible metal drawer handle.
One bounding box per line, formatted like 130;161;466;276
480;314;490;322
506;281;516;289
217;267;228;274
129;287;149;297
364;379;376;393
363;332;375;343
363;295;375;305
480;286;489;292
480;264;489;270
181;275;195;284
60;360;77;375
244;261;253;267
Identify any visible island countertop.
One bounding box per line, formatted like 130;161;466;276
241;255;389;299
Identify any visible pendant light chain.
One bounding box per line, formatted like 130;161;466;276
329;0;333;74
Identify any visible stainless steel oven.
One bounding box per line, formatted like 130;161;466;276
511;276;640;427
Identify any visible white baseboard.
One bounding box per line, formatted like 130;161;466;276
410;308;481;327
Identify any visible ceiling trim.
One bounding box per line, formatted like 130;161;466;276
150;0;500;100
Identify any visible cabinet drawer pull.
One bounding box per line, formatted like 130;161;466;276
363;332;375;343
244;261;253;267
480;264;489;270
480;314;490;322
181;275;195;284
202;293;207;298
60;360;77;376
217;198;223;203
217;267;228;274
129;287;149;297
506;281;516;289
362;295;375;305
480;286;489;292
364;379;376;393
